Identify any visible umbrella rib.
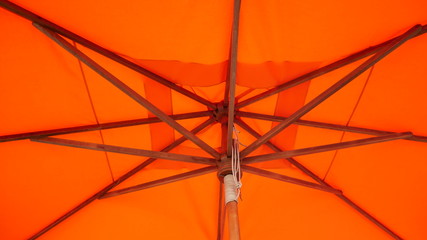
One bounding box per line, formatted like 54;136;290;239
0;111;213;143
236;24;427;109
224;0;242;156
0;0;216;110
239;25;422;158
100;166;217;199
236;111;427;143
243;132;413;164
241;165;342;195
27;118;215;240
221;0;243;227
32;137;217;165
33;23;220;159
235;118;404;240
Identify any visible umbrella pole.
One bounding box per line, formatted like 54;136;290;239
224;174;241;240
226;200;240;239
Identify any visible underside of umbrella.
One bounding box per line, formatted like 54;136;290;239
1;0;427;239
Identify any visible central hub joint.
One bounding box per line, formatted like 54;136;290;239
217;155;233;180
213;102;228;123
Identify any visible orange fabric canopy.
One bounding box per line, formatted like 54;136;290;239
1;0;427;239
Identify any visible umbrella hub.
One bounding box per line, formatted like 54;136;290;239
213;103;228;123
218;156;233;178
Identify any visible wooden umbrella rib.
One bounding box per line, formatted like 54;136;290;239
33;24;220;159
0;0;216;109
239;25;422;158
100;166;217;199
221;1;243;239
32;137;217;165
225;0;242;157
236;24;427;109
0;111;213;143
236;111;427;143
235;118;404;239
241;165;342;195
27;118;215;239
243;132;413;164
234;118;283;153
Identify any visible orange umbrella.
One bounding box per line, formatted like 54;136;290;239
1;0;426;239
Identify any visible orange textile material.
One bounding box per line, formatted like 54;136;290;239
1;0;427;239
